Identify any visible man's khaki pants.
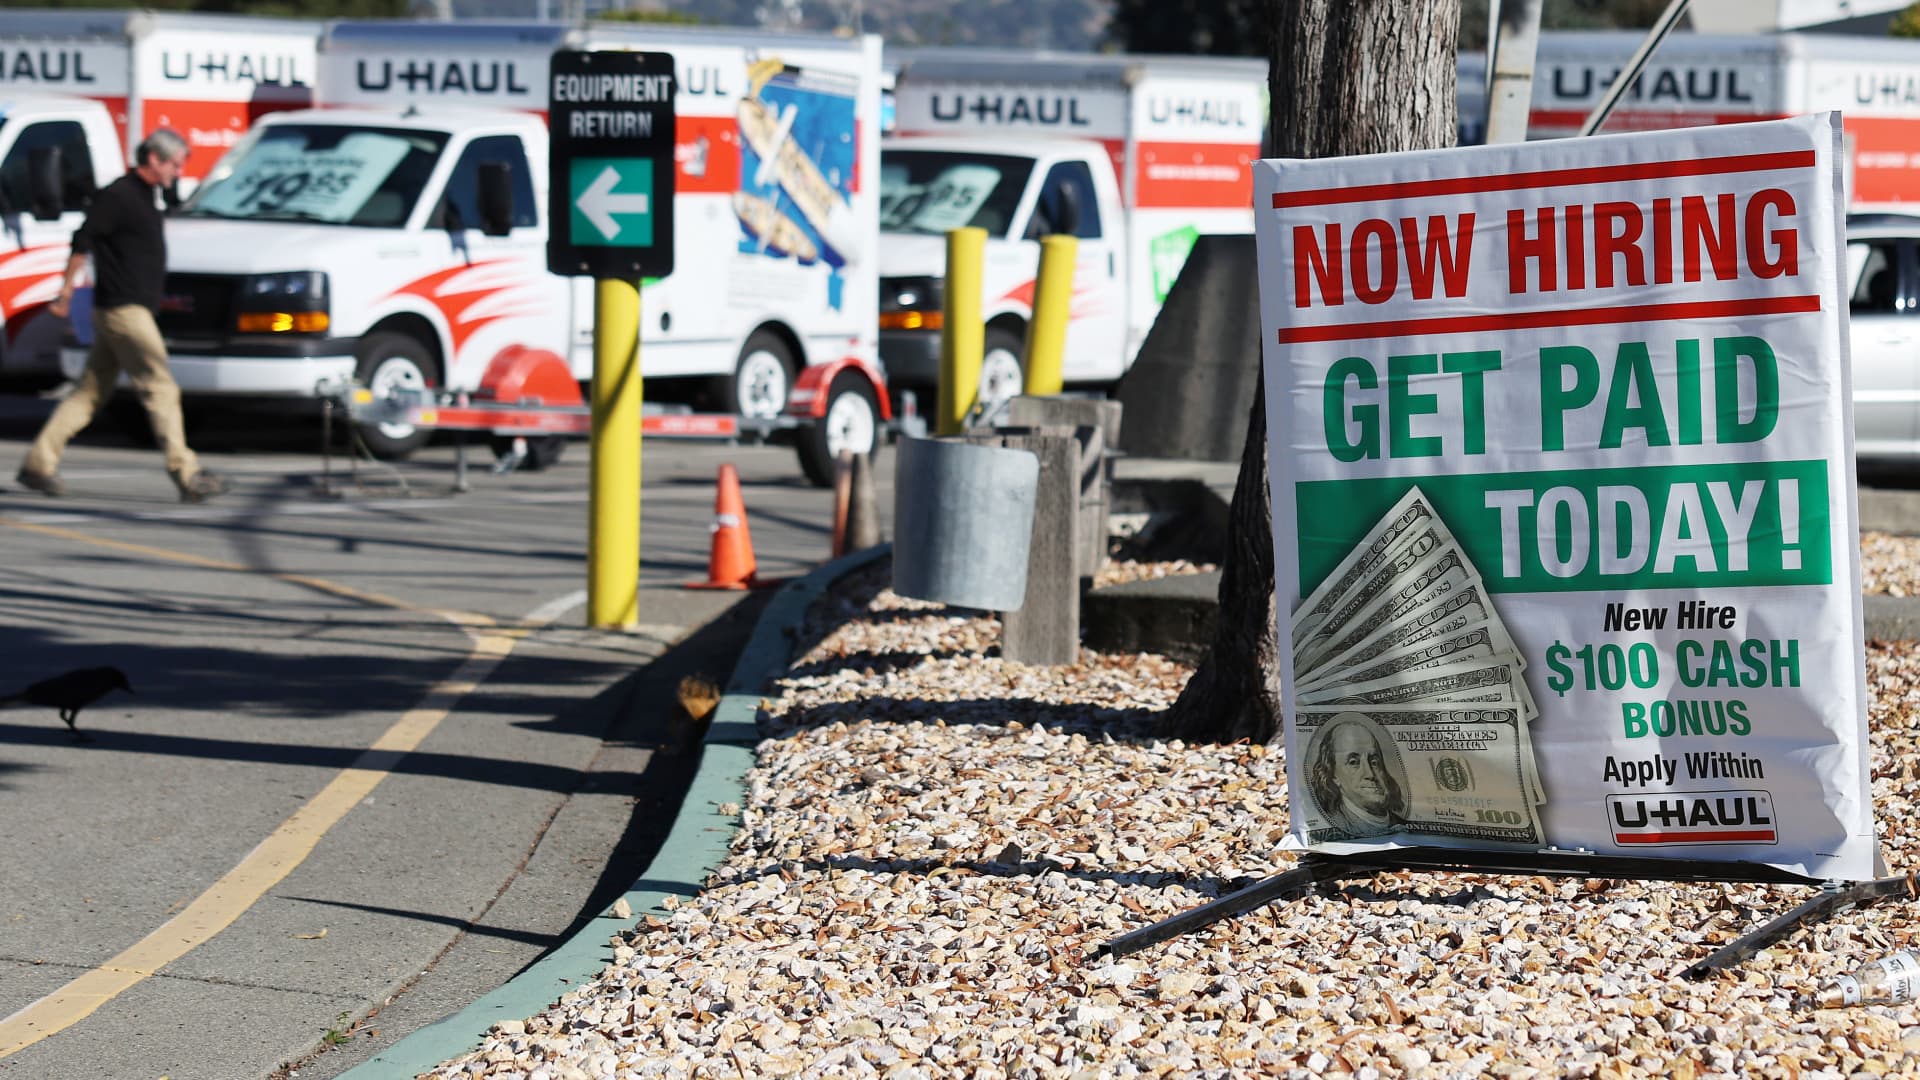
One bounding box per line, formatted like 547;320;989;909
24;304;200;488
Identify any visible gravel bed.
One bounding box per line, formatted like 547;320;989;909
427;558;1920;1080
1863;531;1920;598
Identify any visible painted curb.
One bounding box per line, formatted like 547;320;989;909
339;544;892;1079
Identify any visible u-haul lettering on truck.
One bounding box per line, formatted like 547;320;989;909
0;47;101;85
1547;63;1758;106
356;58;532;97
927;92;1093;127
159;50;309;87
1144;95;1251;129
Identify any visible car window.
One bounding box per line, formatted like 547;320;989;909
1026;160;1101;240
433;134;538;232
0;120;94;214
1850;240;1900;314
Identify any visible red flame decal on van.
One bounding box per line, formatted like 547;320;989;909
0;245;67;343
385;259;551;357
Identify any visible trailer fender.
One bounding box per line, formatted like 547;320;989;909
785;358;892;421
479;345;584;408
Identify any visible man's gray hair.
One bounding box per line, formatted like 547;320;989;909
136;128;188;167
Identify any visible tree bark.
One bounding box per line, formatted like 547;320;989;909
1158;0;1460;744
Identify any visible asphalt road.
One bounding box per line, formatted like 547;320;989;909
0;395;893;1079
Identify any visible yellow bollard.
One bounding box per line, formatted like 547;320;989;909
938;226;986;436
1023;234;1077;396
589;276;642;629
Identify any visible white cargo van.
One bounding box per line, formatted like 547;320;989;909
0;95;125;379
147;19;881;455
0;10;318;377
878;50;1265;407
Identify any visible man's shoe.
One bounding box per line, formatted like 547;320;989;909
15;467;64;497
179;471;229;503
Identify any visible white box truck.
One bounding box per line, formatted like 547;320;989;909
0;10;318;377
1457;31;1920;211
877;49;1265;409
142;19;882;455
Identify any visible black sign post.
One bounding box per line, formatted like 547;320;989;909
547;49;676;278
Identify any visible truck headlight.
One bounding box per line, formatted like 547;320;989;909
878;275;943;331
236;271;330;333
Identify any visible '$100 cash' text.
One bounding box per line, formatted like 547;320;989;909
1542;636;1802;738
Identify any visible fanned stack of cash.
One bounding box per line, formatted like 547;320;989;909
1289;487;1547;848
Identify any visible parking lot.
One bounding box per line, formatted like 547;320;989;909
0;396;889;1078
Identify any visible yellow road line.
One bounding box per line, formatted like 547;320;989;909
0;515;557;1058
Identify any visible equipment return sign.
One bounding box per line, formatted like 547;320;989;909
548;49;676;278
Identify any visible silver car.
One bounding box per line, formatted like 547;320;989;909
1849;213;1920;461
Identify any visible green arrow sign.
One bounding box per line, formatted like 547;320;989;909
569;159;653;246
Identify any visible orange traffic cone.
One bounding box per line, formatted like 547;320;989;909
688;463;759;589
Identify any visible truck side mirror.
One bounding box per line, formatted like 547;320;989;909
27;147;64;221
477;162;514;237
1054;182;1081;238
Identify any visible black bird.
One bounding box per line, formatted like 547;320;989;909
1;666;133;741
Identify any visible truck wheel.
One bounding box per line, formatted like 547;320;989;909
354;332;439;459
797;372;880;488
720;331;795;419
979;326;1025;421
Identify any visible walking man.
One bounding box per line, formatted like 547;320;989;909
16;129;227;502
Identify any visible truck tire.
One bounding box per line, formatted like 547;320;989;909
719;330;796;419
354;332;439;459
797;371;880;488
979;325;1025;422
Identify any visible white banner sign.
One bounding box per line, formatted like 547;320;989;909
1255;113;1875;880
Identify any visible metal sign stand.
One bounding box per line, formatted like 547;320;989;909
1097;847;1916;980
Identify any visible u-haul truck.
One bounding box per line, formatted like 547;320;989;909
147;19;880;456
0;10;317;377
1457;31;1920;211
878;50;1265;408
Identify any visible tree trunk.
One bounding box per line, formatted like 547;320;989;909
1158;0;1460;744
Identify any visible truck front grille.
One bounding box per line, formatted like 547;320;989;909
156;274;238;338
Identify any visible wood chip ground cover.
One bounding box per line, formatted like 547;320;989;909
429;553;1920;1079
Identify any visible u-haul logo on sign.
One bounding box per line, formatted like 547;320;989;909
1606;789;1777;846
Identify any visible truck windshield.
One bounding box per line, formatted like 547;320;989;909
181;125;448;228
880;150;1035;239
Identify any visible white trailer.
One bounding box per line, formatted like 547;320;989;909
877;49;1265;406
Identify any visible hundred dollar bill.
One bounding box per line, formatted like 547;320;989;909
1294;705;1546;847
1297;543;1496;676
1294;492;1482;670
1299;654;1547;806
1290;488;1438;648
1293;521;1450;667
1300;569;1497;684
1297;652;1531;710
1299;622;1502;696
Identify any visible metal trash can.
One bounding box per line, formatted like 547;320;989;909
892;436;1038;611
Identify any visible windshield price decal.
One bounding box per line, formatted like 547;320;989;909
196;135;410;222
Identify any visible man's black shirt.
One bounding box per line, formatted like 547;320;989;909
72;171;164;313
